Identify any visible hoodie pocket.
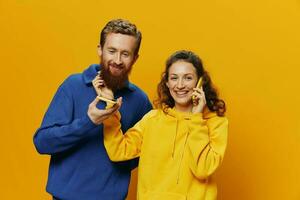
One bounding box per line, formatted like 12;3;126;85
142;191;187;200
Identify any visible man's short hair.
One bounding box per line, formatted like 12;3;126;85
100;19;142;55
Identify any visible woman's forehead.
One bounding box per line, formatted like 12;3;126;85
169;61;196;75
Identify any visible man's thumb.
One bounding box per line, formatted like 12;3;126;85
90;96;100;106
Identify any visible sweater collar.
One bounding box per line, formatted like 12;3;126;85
165;107;194;120
165;106;216;120
82;64;135;91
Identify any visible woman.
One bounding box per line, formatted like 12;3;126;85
95;50;228;200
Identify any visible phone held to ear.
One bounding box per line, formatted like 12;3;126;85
192;77;203;101
96;70;117;105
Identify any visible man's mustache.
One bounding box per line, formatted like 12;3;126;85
108;62;125;69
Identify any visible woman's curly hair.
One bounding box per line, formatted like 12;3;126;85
154;50;226;116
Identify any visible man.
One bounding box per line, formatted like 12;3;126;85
33;19;152;200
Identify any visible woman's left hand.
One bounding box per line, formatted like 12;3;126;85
191;87;206;113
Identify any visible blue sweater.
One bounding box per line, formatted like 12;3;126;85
33;64;152;200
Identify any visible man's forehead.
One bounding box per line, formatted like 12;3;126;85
104;33;137;50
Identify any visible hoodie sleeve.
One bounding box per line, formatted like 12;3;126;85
187;113;228;180
103;110;154;162
128;97;152;170
33;82;97;155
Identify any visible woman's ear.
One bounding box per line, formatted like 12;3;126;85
166;82;169;88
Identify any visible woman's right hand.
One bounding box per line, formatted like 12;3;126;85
191;87;206;113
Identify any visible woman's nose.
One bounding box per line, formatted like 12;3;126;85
176;79;185;89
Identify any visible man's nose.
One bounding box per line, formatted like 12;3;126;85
114;53;122;65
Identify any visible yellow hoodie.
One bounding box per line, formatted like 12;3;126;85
103;107;228;200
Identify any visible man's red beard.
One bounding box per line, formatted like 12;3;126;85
100;61;132;91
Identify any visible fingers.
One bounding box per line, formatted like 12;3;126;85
102;107;117;116
106;105;119;115
191;88;207;113
106;97;122;111
102;98;122;117
115;97;123;108
92;74;105;85
87;96;120;125
193;86;203;93
92;75;108;97
192;88;206;105
89;96;100;107
92;77;106;88
192;87;205;97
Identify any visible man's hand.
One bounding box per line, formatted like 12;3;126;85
92;74;114;100
87;97;122;125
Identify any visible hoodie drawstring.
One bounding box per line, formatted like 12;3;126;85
172;119;178;158
176;130;189;184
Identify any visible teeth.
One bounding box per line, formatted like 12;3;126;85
176;91;187;95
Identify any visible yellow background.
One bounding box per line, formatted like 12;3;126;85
1;0;300;199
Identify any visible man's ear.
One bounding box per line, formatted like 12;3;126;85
97;45;102;57
132;54;139;65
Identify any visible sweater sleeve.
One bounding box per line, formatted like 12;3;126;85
187;113;228;180
103;110;153;162
33;83;97;155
